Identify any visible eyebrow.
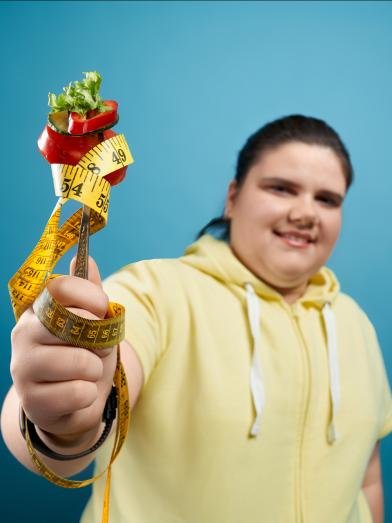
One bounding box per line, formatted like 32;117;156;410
261;176;345;203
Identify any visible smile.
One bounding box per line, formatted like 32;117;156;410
273;231;315;249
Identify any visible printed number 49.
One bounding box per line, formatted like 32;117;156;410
112;148;126;165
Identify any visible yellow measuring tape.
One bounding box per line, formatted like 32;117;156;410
8;134;134;523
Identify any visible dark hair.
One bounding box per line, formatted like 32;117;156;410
196;114;354;241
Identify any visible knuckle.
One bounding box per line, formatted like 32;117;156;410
98;291;110;318
10;324;19;347
47;275;71;292
69;380;85;406
11;309;44;349
72;348;102;380
46;276;75;305
10;320;28;348
72;348;90;375
9;356;21;383
10;341;32;384
69;380;97;410
85;287;109;319
20;389;37;415
82;283;108;318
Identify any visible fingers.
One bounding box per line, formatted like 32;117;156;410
46;275;109;320
12;308;66;348
24;380;98;419
10;254;118;441
11;308;113;370
14;345;104;383
14;306;97;348
70;255;103;288
31;395;108;436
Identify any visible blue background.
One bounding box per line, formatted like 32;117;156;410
1;1;392;521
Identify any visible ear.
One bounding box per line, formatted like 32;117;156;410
224;180;238;219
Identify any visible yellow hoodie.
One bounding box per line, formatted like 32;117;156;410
81;235;392;523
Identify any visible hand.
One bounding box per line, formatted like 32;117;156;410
10;256;117;449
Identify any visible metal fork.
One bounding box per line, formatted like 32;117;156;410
73;205;90;279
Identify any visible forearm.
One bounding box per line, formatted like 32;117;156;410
363;482;384;523
1;385;103;478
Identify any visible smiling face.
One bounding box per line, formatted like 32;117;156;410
224;141;347;303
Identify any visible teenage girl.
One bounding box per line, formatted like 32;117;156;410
2;115;391;523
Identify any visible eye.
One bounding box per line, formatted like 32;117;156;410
316;195;341;207
269;184;292;194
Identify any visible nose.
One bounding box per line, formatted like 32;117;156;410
288;195;320;227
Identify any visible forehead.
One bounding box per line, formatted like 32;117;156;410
249;142;347;193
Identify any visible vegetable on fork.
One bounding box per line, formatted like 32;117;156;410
38;71;126;186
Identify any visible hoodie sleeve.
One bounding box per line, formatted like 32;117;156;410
357;308;392;440
378;361;392;439
102;260;167;390
379;401;392;439
374;351;392;440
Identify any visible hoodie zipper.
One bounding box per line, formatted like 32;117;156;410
289;303;311;523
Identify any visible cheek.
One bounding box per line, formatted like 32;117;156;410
233;192;264;223
322;213;342;243
258;199;290;228
232;191;295;229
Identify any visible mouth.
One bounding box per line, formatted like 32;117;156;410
273;230;317;248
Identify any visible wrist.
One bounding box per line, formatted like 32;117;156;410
36;423;104;455
19;386;117;461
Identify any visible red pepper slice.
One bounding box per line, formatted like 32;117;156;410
38;125;102;165
67;100;118;135
38;126;127;186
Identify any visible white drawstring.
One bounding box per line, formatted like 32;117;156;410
244;283;265;437
244;286;340;444
322;303;341;444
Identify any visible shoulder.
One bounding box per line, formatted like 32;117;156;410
333;291;379;347
334;291;373;324
105;255;207;289
102;257;201;310
105;257;194;289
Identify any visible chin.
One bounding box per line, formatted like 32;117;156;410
273;267;314;286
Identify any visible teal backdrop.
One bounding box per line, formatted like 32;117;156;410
1;1;392;521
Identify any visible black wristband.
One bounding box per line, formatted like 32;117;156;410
19;386;117;461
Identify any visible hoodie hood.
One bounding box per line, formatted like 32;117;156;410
180;234;341;444
181;234;340;307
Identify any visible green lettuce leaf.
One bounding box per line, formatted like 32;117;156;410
48;71;111;115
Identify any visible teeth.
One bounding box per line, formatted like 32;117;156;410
283;234;308;244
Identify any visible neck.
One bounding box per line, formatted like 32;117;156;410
228;243;309;304
272;283;308;305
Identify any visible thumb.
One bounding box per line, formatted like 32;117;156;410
70;255;103;287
